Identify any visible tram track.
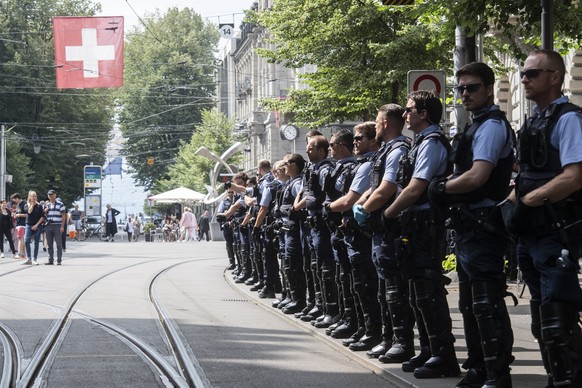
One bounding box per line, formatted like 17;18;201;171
0;257;216;388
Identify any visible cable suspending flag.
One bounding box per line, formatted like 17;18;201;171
53;16;124;89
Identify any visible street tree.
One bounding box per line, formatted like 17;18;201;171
157;109;238;194
117;7;220;190
253;0;453;126
0;0;111;205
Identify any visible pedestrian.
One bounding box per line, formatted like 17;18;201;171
503;49;582;388
10;193;27;259
104;204;120;242
71;204;82;241
352;104;412;362
179;207;196;241
125;216;134;242
133;217;141;241
22;191;45;265
60;200;68;252
0;199;17;258
44;190;67;265
198;210;210;241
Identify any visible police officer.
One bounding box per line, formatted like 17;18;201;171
216;189;236;270
352;104;411;358
384;91;460;379
253;160;283;298
217;172;251;281
429;62;515;387
294;135;337;323
277;154;308;313
321;129;359;339
327;122;382;345
504;50;582;388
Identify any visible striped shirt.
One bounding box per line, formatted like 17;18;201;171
45;201;66;224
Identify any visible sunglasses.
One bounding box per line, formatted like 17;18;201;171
404;107;417;114
353;135;366;142
455;83;483;94
329;142;346;148
520;68;556;79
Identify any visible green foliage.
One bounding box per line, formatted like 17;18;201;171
159;109;237;193
417;0;582;58
117;7;220;189
0;0;111;205
143;221;156;234
255;0;453;126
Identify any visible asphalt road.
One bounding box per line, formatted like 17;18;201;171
0;238;399;387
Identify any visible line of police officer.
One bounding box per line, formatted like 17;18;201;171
216;50;582;388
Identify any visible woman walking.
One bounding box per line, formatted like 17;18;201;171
23;191;45;265
0;199;17;258
104;204;120;242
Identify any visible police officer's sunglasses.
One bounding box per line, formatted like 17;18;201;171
519;68;556;79
455;83;483;94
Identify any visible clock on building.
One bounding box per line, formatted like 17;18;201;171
280;124;299;141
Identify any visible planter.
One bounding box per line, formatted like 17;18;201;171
145;233;152;242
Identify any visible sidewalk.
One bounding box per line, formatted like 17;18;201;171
226;272;547;388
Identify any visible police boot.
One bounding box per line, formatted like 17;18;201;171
473;281;514;388
315;303;339;328
300;292;323;321
379;276;415;363
282;290;306;315
412;278;460;378
295;301;314;319
541;301;582;388
348;324;382;352
272;289;288;308
367;322;393;359
331;306;358;339
226;243;236;270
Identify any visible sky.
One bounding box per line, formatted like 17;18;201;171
87;1;252;219
96;0;249;33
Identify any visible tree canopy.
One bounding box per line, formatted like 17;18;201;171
0;0;112;205
254;0;582;126
117;7;220;190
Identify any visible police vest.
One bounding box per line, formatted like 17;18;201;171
324;159;358;202
305;159;335;210
517;102;581;196
370;138;411;192
451;109;515;202
398;130;452;205
233;194;246;220
279;175;302;217
264;179;283;223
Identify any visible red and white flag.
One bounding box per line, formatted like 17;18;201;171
53;16;124;89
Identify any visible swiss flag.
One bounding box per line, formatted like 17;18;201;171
53;16;124;89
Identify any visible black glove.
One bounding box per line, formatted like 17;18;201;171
428;178;450;210
252;226;261;239
380;212;400;234
216;214;226;223
223;181;231;190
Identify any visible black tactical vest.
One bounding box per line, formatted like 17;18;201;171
517;102;581;196
305;159;334;210
398;129;452;205
451;108;515;201
370;138;411;192
280;175;302;216
324;158;358;202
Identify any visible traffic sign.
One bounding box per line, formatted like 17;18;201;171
219;23;235;39
407;70;447;122
84;165;102;188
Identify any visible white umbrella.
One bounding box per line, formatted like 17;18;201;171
150;187;206;204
